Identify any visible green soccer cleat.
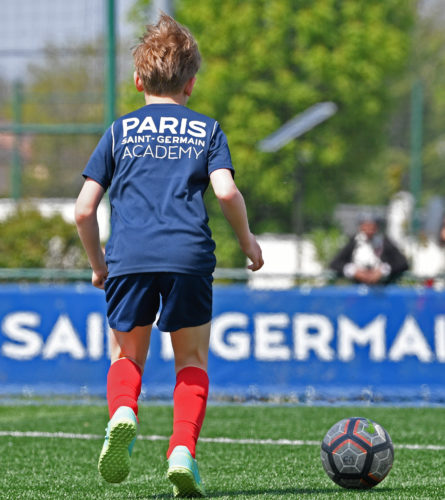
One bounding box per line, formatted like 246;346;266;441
98;406;137;483
167;445;206;498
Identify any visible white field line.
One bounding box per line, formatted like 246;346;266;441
0;430;444;451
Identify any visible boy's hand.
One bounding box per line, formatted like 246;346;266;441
241;233;264;271
92;265;108;289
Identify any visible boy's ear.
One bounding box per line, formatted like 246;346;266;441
184;76;196;97
134;71;144;92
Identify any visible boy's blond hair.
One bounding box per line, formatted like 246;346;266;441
133;13;201;96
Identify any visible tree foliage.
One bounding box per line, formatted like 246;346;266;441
363;1;445;209
126;0;414;266
0;206;87;268
410;3;445;203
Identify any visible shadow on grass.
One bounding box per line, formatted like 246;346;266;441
145;486;396;498
208;486;396;497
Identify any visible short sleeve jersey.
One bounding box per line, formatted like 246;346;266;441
83;103;234;278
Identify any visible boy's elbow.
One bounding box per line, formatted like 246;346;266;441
215;184;239;203
74;203;95;226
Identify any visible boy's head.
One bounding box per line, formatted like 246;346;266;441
133;13;201;96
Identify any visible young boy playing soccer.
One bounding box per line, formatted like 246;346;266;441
75;13;263;497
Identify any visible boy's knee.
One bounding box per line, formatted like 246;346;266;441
111;355;145;374
174;357;207;374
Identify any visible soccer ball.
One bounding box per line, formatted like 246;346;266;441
320;417;394;489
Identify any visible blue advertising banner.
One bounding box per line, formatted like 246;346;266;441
0;284;444;401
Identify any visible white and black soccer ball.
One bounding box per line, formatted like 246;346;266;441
320;417;394;489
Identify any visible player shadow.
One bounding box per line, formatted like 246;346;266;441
175;486;395;498
144;486;396;498
196;486;397;497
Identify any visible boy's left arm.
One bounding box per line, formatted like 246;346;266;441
75;178;108;289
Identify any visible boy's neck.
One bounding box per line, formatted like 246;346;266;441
145;93;188;106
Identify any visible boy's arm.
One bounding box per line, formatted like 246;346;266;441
210;168;263;271
75;178;108;289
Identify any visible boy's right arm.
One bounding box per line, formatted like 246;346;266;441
210;168;263;271
75;178;108;289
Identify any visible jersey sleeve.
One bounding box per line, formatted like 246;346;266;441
82;124;115;190
207;122;234;176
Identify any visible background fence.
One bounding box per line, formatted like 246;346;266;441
0;0;134;199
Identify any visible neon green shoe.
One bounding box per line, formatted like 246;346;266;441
167;445;205;497
98;406;137;483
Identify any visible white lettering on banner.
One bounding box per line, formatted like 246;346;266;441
254;314;291;361
87;313;104;360
435;316;445;362
293;314;335;361
160;331;174;360
338;315;386;362
1;312;42;360
0;312;106;361
210;313;250;360
42;315;85;359
388;316;434;362
2;310;445;363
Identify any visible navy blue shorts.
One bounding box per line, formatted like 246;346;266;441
104;273;213;332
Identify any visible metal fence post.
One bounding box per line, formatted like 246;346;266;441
410;79;423;232
11;81;23;200
105;0;116;127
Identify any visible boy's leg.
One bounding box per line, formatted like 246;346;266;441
98;325;151;483
167;322;210;497
107;325;152;418
167;322;210;458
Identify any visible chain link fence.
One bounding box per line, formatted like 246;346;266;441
0;0;135;199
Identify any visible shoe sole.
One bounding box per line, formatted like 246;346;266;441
98;419;136;483
167;466;205;497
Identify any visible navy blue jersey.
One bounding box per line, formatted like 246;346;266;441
83;103;234;277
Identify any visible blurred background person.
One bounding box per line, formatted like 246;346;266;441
329;212;409;284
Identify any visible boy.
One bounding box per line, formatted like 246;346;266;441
75;13;263;498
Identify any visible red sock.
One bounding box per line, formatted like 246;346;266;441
107;358;142;419
167;367;209;459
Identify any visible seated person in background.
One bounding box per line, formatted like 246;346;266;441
329;212;409;284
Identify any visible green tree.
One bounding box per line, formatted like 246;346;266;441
409;2;445;204
366;1;445;210
0;206;87;268
126;0;415;266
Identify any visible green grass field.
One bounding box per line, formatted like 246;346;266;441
0;403;444;499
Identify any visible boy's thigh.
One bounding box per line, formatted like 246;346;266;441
109;325;152;370
104;273;160;331
157;273;213;332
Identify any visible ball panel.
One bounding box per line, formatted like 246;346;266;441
320;449;335;479
352;418;387;447
322;418;350;447
332;439;367;474
368;447;394;481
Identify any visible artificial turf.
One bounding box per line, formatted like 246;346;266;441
0;404;443;499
